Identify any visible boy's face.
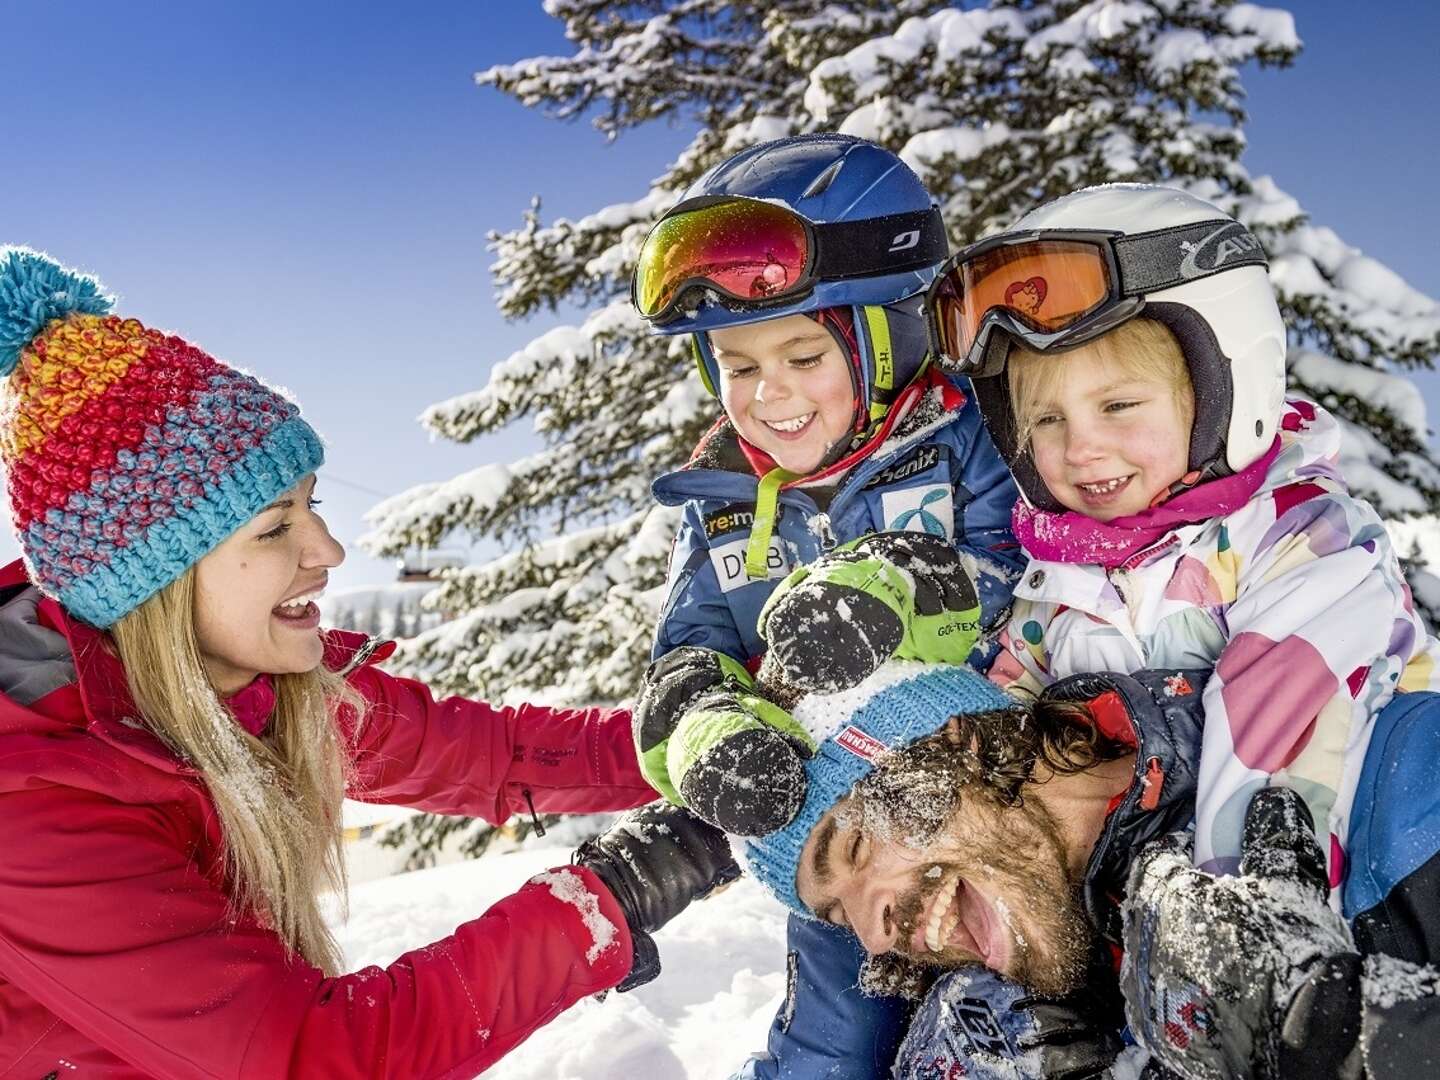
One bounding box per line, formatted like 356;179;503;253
1026;346;1192;521
710;313;856;474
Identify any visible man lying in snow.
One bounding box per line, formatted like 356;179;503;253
739;662;1440;1079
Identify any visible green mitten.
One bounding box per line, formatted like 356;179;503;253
667;688;816;835
632;646;756;804
758;531;982;692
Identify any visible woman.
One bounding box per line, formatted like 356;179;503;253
0;248;736;1078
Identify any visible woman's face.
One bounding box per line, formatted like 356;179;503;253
193;474;344;695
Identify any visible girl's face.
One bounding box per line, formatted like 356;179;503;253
193;474;345;695
710;313;856;474
1024;346;1192;521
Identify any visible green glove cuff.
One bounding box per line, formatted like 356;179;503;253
666;692;815;797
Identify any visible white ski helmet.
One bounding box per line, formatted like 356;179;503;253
950;184;1287;511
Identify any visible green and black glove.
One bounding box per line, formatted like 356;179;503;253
758;531;982;693
632;646;815;835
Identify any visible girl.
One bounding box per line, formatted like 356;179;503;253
934;183;1440;877
0;248;735;1079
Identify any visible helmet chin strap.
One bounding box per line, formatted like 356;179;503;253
1147;459;1224;511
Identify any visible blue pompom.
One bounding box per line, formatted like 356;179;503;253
0;247;114;377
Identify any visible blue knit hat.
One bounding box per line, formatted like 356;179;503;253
0;248;324;627
742;662;1016;916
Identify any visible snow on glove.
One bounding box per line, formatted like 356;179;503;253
667;686;816;835
758;531;982;693
894;964;1125;1080
575;801;741;991
632;645;757;804
1120;788;1360;1080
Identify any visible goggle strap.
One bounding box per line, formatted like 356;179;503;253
813;207;949;281
1113;218;1268;296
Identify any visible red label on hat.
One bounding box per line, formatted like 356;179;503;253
835;725;886;762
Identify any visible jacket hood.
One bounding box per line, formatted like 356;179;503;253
1041;668;1207;944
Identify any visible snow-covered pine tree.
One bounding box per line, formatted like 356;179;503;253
364;0;1440;710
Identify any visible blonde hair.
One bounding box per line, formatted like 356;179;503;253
110;567;363;974
1007;318;1196;456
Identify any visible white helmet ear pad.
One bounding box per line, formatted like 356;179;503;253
1145;265;1287;475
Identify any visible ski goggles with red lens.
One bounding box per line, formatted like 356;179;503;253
927;219;1268;376
633;196;948;325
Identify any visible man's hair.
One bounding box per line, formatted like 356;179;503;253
849;698;1129;853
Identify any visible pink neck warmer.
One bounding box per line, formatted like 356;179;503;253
1013;439;1281;568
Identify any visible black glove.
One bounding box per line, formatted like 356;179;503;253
894;963;1124;1080
758;531;982;693
575;801;741;990
1121;787;1361;1079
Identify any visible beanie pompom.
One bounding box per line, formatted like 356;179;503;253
0;247;114;376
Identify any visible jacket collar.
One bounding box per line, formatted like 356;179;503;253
653;371;965;507
0;560;288;773
1040;668;1207;944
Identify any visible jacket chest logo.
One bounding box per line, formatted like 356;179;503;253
882;484;955;540
703;502;758;541
710;536;789;592
864;444;943;490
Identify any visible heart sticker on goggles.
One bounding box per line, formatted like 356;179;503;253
1003;276;1048;314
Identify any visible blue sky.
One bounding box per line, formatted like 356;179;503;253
3;1;1436;592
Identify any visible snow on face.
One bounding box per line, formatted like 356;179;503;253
710;313;856;474
794;769;1096;996
1021;343;1192;522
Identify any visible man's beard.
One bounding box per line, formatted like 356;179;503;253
874;789;1098;997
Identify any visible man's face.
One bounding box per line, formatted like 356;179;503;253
794;781;1097;995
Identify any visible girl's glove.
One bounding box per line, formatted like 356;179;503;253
1120;787;1362;1079
575;802;741;991
633;646;816;834
758;531;982;693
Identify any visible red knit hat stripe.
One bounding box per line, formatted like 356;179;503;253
7;336;218;533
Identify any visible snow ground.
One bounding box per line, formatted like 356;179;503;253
328;839;790;1079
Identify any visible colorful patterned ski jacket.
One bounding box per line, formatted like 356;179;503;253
989;399;1440;877
652;372;1024;667
0;560;656;1079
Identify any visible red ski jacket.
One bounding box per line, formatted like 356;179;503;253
0;560;657;1079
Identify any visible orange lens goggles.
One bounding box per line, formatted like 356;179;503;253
928;219;1269;375
929;237;1117;371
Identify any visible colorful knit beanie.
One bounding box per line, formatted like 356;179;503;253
0;247;324;627
742;662;1016;916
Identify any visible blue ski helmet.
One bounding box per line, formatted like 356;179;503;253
636;134;950;417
